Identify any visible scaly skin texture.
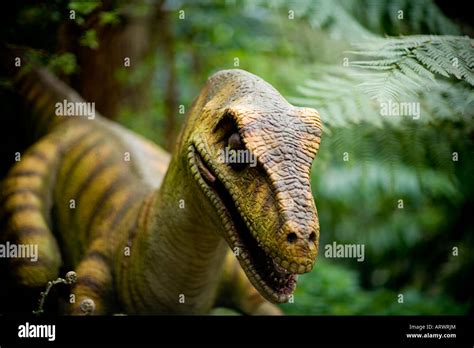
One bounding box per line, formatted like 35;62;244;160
0;67;322;315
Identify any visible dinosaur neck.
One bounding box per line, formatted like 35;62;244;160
118;151;228;314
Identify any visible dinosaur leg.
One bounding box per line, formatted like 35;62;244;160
69;240;114;315
215;251;282;315
0;136;62;288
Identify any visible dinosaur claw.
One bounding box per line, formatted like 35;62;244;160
80;298;96;315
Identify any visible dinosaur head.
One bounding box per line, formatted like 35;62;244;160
184;69;322;303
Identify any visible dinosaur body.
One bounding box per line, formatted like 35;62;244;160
1;65;322;315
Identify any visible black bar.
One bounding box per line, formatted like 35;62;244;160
0;315;472;345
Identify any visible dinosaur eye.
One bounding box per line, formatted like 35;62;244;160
228;132;243;150
227;132;246;171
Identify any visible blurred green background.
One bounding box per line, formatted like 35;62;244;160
1;0;472;315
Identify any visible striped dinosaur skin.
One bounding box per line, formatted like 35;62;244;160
0;66;322;315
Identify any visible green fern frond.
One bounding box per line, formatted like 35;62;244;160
294;35;473;130
348;35;474;97
295;71;472;130
315;162;459;205
255;0;460;39
339;0;460;36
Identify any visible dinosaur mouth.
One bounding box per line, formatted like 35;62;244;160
191;144;297;303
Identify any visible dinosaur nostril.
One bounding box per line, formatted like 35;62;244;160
309;232;316;242
287;233;297;244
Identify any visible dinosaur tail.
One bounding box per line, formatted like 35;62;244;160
1;45;85;141
13;66;86;141
0;133;63;288
0;46;78;288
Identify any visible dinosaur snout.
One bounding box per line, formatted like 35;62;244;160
279;220;319;274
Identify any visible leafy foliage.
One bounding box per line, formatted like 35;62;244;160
349;35;474;98
286;1;474;315
79;29;99;49
293;36;474;129
68;0;101;25
48;52;78;75
340;0;460;36
281;260;466;315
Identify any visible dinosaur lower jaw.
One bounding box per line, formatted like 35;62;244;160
190;144;297;303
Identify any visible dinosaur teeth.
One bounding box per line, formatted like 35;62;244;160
191;144;298;303
273;259;290;275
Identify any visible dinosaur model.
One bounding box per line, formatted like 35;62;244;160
0;64;322;315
